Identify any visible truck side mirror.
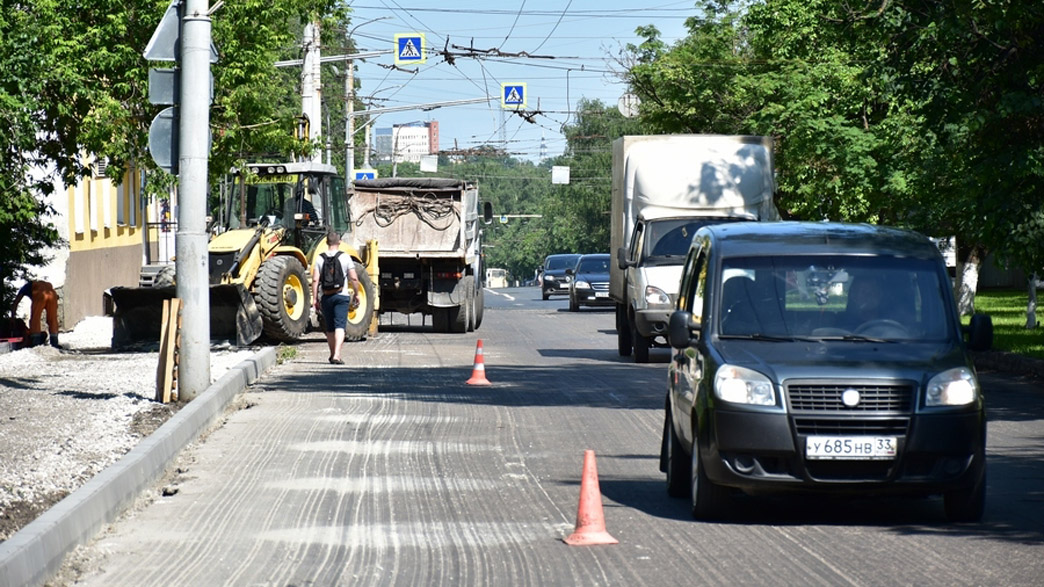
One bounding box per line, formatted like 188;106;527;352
483;202;493;224
668;310;701;348
616;247;633;269
964;313;993;351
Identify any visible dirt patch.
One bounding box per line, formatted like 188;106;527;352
0;489;69;542
129;403;179;438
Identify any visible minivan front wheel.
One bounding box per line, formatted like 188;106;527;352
691;431;728;520
664;409;691;498
943;464;986;523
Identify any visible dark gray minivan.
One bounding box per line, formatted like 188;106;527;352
662;222;993;522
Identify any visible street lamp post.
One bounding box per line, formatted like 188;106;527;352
346;17;391;181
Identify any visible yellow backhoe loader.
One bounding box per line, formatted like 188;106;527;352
108;161;377;349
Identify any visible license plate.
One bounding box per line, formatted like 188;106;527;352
595;291;608;298
806;436;897;460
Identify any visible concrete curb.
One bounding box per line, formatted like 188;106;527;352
972;350;1044;381
0;347;278;587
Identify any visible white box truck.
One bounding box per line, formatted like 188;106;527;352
611;135;779;362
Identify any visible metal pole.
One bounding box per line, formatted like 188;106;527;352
176;0;212;400
346;52;354;179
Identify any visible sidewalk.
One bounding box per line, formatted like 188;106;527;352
0;348;277;587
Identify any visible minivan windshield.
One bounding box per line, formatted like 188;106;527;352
718;255;952;342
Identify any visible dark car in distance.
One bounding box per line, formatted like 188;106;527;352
661;222;993;523
566;254;612;311
540;253;581;300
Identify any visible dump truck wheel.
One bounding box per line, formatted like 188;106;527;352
474;287;485;330
343;261;375;341
462;276;476;332
154;266;176;287
432;309;450;332
450;277;471;333
254;255;310;342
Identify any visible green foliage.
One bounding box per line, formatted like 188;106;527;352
622;0;1044;280
964;289;1044;360
0;0;350;295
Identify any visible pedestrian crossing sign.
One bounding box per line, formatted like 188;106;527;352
501;83;527;109
394;33;426;65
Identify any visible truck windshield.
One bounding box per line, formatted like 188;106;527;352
718;255;953;342
644;218;739;262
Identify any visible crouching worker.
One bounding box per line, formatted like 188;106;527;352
12;280;60;348
311;231;360;365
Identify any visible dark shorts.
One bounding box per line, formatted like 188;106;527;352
320;293;351;331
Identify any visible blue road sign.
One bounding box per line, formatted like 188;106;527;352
354;170;377;181
394;33;426;65
501;83;526;108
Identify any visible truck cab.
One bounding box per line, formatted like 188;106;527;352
619;215;750;362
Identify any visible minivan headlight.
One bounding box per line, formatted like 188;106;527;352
714;364;776;406
575;280;591;289
925;367;979;407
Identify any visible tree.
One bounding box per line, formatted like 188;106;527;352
624;1;1044;317
0;0;350;305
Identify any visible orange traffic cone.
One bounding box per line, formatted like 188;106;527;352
466;339;492;386
563;450;618;546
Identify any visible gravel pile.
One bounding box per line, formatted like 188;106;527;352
0;316;256;541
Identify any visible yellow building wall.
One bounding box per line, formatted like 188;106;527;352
61;164;154;326
67;166;146;252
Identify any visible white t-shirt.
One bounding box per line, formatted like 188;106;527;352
317;251;352;297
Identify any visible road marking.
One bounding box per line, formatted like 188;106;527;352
484;288;515;301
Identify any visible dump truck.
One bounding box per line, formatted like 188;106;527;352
108;161;377;349
348;178;492;332
611;135;779;362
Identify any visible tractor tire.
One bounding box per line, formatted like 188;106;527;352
254;255;310;343
343;262;375;341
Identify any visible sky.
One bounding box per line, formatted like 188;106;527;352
338;1;694;164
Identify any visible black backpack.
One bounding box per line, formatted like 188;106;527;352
319;251;345;293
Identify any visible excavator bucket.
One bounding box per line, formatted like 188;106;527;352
108;284;263;350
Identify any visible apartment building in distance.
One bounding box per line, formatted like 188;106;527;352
373;121;439;163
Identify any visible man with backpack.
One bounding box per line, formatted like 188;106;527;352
311;231;360;364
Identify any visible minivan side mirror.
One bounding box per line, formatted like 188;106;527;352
668;310;701;348
617;247;634;270
565;268;574;276
964;313;993;351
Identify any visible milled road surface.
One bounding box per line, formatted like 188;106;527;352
60;291;1044;586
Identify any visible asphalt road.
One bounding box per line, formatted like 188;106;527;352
67;287;1044;586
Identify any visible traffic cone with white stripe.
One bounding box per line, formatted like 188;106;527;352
564;450;618;546
466;339;492;386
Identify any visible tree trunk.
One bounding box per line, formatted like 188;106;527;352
955;245;985;316
1028;274;1039;329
